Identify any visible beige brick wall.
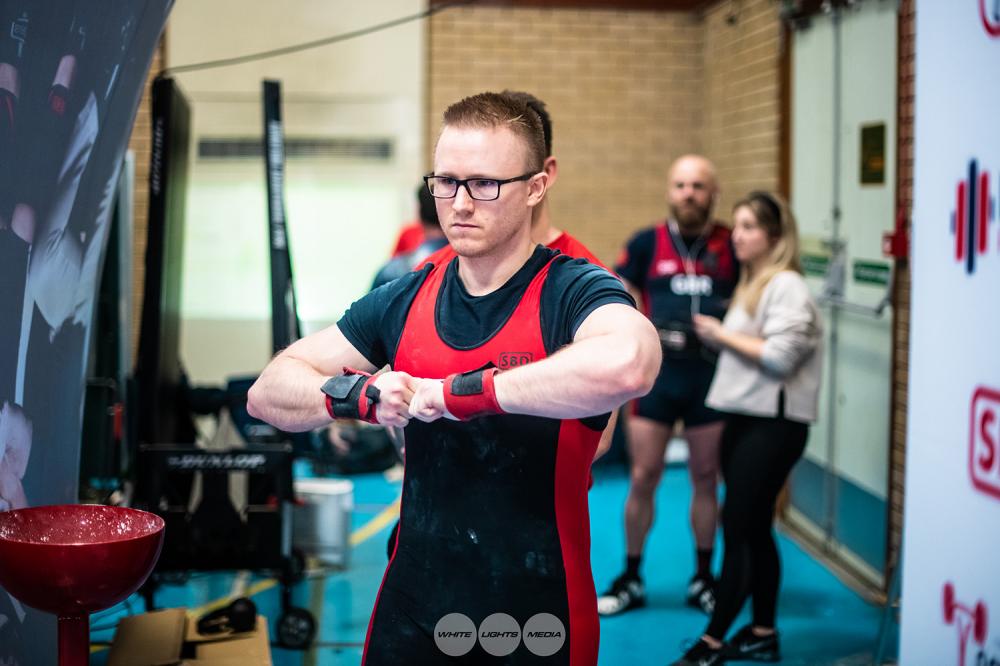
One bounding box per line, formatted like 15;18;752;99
701;0;783;215
128;40;164;363
888;0;913;578
428;6;706;265
427;3;783;263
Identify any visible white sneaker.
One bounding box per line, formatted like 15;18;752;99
597;575;646;616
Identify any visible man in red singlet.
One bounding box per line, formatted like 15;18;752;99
419;91;617;465
247;92;661;665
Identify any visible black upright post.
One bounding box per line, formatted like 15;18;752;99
262;80;301;354
136;76;192;448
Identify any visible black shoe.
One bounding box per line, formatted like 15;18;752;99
597;573;646;616
722;625;780;662
686;574;716;614
670;638;725;666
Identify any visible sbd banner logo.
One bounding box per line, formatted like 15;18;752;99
951;159;996;274
943;582;989;665
970;386;1000;500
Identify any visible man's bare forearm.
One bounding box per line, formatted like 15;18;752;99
494;331;659;419
247;324;378;432
246;355;330;432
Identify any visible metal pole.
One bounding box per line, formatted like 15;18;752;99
823;2;843;551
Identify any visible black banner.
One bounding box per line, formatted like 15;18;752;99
0;2;172;664
262;80;301;354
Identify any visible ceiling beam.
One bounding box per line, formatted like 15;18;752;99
431;0;711;11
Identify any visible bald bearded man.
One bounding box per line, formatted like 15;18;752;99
599;155;738;618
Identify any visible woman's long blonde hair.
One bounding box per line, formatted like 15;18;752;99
731;191;802;316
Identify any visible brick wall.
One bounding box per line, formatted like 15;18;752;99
427;3;783;263
127;39;165;363
888;0;914;577
127;6;786;351
428;6;706;264
701;0;783;214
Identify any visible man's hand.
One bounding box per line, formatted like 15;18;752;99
0;403;31;512
0;403;31;480
408;378;455;423
371;371;419;427
325;422;353;454
0;466;26;511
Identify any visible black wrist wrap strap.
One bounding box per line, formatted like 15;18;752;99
325;367;381;424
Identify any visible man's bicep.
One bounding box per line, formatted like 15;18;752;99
573;303;650;342
280;324;378;377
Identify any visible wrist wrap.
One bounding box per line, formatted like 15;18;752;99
442;368;503;421
323;368;381;424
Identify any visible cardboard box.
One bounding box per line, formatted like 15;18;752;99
107;608;272;666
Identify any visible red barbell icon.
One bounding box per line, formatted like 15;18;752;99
943;582;988;645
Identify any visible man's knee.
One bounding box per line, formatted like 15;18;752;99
630;462;663;495
688;461;719;494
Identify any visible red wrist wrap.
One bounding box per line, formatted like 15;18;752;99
324;367;381;424
355;372;381;424
443;368;503;421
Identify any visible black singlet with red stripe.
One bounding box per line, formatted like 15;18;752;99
338;246;632;665
614;220;737;329
614;221;737;425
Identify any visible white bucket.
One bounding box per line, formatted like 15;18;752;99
293;478;354;568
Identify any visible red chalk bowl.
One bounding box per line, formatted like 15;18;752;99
0;504;165;666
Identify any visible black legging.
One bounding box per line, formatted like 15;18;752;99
705;407;808;640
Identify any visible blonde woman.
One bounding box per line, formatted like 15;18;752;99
671;191;823;666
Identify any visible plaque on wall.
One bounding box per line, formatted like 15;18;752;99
860;122;886;185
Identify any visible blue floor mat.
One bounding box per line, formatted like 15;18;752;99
90;464;882;665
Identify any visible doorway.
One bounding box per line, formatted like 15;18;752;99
787;0;899;591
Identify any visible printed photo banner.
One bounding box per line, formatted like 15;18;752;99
0;2;172;664
901;2;1000;665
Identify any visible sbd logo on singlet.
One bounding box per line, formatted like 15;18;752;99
498;352;534;370
654;259;679;275
970;386;1000;501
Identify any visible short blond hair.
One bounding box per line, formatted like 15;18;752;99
441;92;546;172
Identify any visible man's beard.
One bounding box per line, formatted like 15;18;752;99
670;201;711;232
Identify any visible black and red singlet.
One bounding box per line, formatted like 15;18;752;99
615;220;737;330
339;246;632;665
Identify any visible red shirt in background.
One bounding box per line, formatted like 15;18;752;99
419;230;608;270
390;221;425;257
547;231;607;269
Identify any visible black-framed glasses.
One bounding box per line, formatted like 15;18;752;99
424;172;537;201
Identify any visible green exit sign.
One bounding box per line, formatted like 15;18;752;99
852;260;891;286
802;253;830;277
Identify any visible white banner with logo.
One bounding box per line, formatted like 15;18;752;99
900;2;1000;664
